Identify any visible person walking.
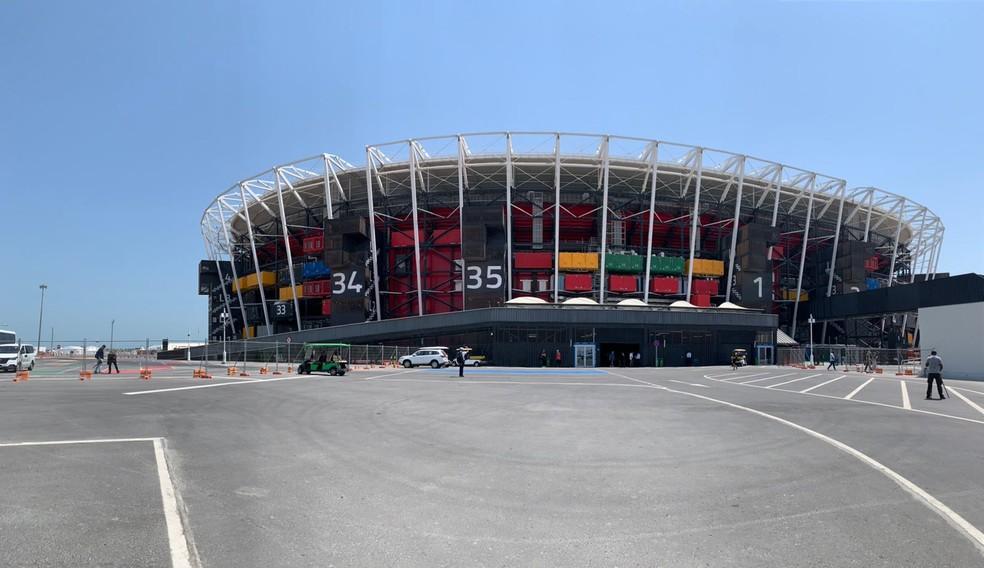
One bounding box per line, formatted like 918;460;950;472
827;351;837;371
925;350;945;400
93;345;106;374
107;351;120;374
554;349;562;367
634;352;642;367
608;350;616;367
540;349;548;368
455;348;466;378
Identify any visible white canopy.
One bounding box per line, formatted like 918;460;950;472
669;300;696;308
615;299;648;307
505;296;549;305
562;297;600;306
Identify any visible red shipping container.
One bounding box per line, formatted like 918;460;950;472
865;256;879;271
320;299;332;316
691;294;711;307
564;273;592;292
302;235;324;254
514;252;553;270
650;276;679;295
303;279;331;298
692;279;718;295
608;275;637;293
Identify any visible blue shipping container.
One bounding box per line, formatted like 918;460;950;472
865;277;880;290
302;261;332;280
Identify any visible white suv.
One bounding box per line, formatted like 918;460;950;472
399;349;450;369
0;344;36;372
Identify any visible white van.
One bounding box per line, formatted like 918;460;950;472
0;344;36;372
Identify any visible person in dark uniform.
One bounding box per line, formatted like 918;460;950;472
925;350;945;400
455;348;466;378
107;351;120;374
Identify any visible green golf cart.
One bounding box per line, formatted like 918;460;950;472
298;342;349;376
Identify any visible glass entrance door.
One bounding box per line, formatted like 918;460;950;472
756;345;774;365
574;343;596;368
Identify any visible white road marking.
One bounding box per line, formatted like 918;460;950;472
0;436;162;448
669;379;710;388
949;388;984;417
901;380;911;410
719;372;773;382
845;377;876;400
766;374;822;389
740;374;794;385
125;369;419;395
153;439;194;568
951;386;984;398
607;371;984;556
800;375;846;393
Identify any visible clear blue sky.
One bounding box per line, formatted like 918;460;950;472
2;0;982;343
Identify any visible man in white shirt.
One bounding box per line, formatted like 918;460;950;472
925;350;945;400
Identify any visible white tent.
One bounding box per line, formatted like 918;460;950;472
615;299;648;307
562;297;600;306
669;300;696;308
505;296;549;305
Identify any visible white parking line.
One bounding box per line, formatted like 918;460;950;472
845;377;876;400
607;371;984;554
800;375;846;393
0;436;162;448
766;374;822;389
153;439;193;568
720;372;773;382
124;375;307;395
740;374;795;385
669;380;710;388
949;388;984;417
901;381;911;410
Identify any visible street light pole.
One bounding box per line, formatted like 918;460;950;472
807;313;816;367
109;319;115;352
37;284;47;355
187;332;191;362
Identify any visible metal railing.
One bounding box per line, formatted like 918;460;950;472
778;345;924;375
160;340;417;367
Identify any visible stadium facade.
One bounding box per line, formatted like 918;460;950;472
198;132;943;366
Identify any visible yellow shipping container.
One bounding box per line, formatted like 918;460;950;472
685;259;725;277
242;326;256;339
558;252;599;272
781;289;809;302
234;271;276;292
278;285;303;301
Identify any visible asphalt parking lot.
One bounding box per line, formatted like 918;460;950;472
2;359;984;567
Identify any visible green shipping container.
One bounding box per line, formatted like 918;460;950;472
605;254;644;274
650;256;685;275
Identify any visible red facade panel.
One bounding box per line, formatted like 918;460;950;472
302;235;324;254
320;299;332;316
650;276;680;295
691;279;719;295
691;294;711;307
303;279;331;298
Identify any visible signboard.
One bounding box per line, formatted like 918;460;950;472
272;301;295;322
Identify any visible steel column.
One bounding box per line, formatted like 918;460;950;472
789;174;816;340
863;190;875;242
408;141;425;315
770;166;783;227
553;134;561;303
322;154;335;221
274;169;303;331
217;200;250;333
642;143;659;303
365;149;382;321
238;183;271;334
203;230;234;341
685;149;704;301
505;133;514;301
819;183;847;344
723;156;746;301
598;136;611;303
457;136;467;308
886;200;905;288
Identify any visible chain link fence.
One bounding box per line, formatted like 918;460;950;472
778;345;924;375
160;340;417;368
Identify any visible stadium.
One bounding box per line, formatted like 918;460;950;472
197;132;944;367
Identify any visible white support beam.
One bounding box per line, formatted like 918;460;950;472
409;141;425;315
790;174;816;340
203;230;235;341
322;154;334;220
505;133;514;301
239;183;271;334
217;199;251;333
457;136;467;309
365;149;382;321
553;134;561;303
274;168;303;332
642;143;660;303
770;166;783;227
886;199;905;288
598;136;612;303
724;156;746;301
685;149;704;301
863;189;875;242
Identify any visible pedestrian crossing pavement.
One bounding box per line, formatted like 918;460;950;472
705;368;984;425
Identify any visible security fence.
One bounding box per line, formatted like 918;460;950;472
161;340;417;367
778;345;924;375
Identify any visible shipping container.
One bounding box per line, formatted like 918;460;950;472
649;256;685;275
608;274;637;293
302;279;331;298
301;261;331;280
514;252;553;270
563;273;593;292
278;285;304;301
691;278;719;295
691;294;711;308
233;271;276;293
302;235;324;254
650;276;681;295
391;228;424;248
685;258;725;277
605;254;644;274
558;252;599;272
320;299;332;316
